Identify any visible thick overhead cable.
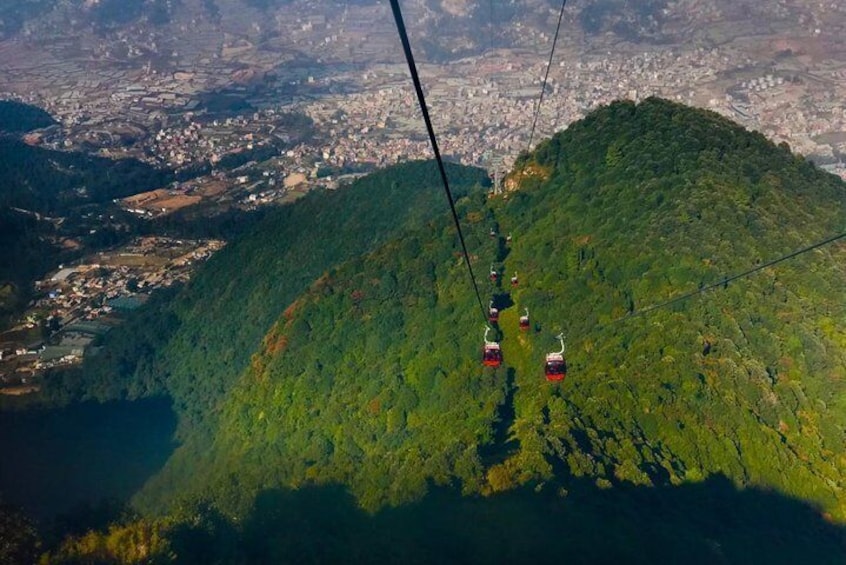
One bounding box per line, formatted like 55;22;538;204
527;0;568;152
389;0;489;325
611;229;846;326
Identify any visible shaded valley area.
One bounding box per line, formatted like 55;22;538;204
28;479;846;563
0;398;176;523
238;480;846;563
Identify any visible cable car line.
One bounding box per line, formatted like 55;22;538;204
389;0;489;325
388;1;844;378
527;0;569;152
608;228;846;327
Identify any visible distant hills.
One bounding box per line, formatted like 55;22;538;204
19;98;846;561
0;0;722;52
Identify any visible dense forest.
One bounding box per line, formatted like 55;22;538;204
0;138;171;214
44;160;491;415
8;98;846;561
0;100;55;133
138;97;846;518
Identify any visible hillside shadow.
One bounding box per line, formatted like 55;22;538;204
0;397;177;525
496;235;510;262
479;367;519;467
235;476;846;564
490;292;514;313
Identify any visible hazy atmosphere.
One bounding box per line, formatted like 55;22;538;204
2;0;846;562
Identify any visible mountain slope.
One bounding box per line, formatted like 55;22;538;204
0;100;55;133
494;98;846;516
72;161;490;427
0;138;169;214
137;198;506;512
127;98;846;520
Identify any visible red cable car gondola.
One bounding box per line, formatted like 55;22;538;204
482;326;502;368
519;308;530;331
489;264;498;282
544;334;566;382
488;301;499;323
510;272;519;287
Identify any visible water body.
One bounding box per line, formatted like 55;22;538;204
0;397;177;523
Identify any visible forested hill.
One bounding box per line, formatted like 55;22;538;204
0;138;170;214
35;98;846;560
65;160;491;423
0;100;55;133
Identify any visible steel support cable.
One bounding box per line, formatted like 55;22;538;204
389;0;490;326
606;229;846;328
527;0;568;152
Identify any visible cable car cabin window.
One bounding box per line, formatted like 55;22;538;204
545;358;566;381
483;345;502;367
